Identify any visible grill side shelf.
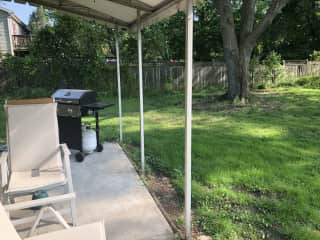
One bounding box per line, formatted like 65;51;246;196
82;102;114;110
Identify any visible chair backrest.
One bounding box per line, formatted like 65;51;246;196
0;202;21;240
5;99;62;171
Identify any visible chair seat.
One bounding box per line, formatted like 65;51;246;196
25;222;106;240
6;170;66;195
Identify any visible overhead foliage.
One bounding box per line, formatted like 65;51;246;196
1;12;122;95
28;6;50;32
1;1;320;96
261;0;320;60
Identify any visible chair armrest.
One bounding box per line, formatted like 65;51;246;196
0;152;8;188
59;144;75;193
4;193;76;212
60;144;71;156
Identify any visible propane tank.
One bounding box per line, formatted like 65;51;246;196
82;125;97;154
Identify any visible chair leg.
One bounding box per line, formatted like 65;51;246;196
70;198;78;226
28;207;46;237
47;206;70;229
28;206;71;237
64;183;77;226
63;152;78;226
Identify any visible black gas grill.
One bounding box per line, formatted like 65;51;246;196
52;89;113;162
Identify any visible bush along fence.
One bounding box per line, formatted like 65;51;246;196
1;58;320;96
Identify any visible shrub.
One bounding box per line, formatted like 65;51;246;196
163;82;174;93
276;76;320;89
262;51;287;84
309;50;320;61
251;51;287;88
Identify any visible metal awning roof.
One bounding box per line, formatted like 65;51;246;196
10;0;186;30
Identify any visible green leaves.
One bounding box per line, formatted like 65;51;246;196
29;6;50;33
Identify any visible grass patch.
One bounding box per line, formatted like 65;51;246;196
84;87;320;239
1;87;320;239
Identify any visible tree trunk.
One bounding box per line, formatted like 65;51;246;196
216;0;291;102
224;48;240;100
239;46;253;101
217;0;240;101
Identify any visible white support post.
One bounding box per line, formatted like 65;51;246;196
115;27;123;143
184;0;193;239
137;10;145;174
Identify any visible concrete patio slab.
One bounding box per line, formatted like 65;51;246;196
72;143;174;240
15;143;174;240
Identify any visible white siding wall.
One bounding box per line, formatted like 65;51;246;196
11;18;28;35
0;11;12;55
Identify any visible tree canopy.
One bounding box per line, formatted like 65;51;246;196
2;1;320;96
28;6;50;32
26;1;320;64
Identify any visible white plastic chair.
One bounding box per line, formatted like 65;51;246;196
0;98;77;228
0;201;106;240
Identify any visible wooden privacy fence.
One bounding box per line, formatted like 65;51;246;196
126;61;320;91
1;60;320;94
126;62;227;90
283;60;320;77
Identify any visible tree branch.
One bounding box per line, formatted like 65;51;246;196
247;0;291;45
240;0;256;45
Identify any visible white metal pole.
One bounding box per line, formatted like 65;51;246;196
184;0;193;239
115;27;123;143
137;10;145;174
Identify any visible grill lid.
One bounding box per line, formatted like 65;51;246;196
52;89;97;105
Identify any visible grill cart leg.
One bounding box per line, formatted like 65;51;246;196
95;110;103;152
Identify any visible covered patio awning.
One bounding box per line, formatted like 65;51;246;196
6;1;194;239
13;0;186;30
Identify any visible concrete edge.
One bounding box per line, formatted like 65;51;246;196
116;143;182;240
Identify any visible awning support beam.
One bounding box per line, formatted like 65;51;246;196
115;27;123;143
19;0;129;28
137;9;145;174
184;0;193;239
129;0;184;30
108;0;154;12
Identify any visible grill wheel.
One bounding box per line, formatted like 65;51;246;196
75;152;85;162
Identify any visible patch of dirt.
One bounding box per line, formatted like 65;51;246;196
146;174;207;239
186;90;282;113
234;185;285;201
122;145;186;237
145;175;185;238
178;90;284;113
192;102;212;110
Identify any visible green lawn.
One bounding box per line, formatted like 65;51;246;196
1;87;320;239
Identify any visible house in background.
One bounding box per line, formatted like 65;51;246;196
0;7;31;57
